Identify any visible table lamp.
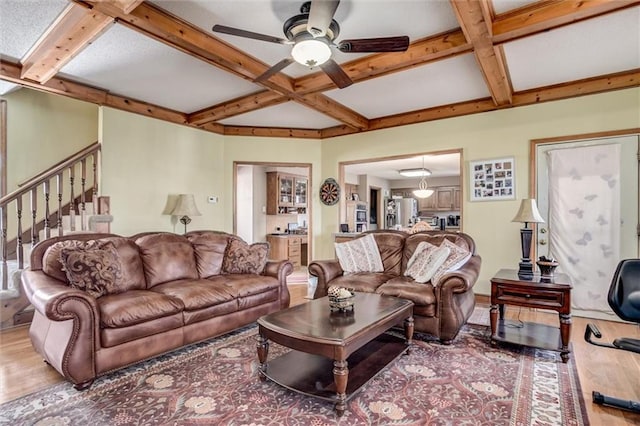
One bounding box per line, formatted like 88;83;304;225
511;198;545;277
171;194;201;233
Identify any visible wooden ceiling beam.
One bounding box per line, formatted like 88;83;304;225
294;30;471;95
450;0;513;106
188;91;289;126
297;93;369;130
224;126;322;139
492;0;640;43
20;3;114;84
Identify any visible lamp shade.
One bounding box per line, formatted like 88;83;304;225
171;194;201;217
511;198;544;223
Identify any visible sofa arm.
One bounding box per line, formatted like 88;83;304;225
436;254;481;294
21;270;100;386
308;260;344;298
263;260;293;308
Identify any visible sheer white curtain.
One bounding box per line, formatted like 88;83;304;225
547;144;620;312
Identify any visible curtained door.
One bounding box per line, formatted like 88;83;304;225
535;135;639;320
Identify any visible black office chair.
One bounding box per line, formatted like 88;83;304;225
584;259;640;413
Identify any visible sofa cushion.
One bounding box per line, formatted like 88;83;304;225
405;242;450;283
376;276;437;308
403;232;472;272
100;237;147;291
151;278;237;311
335;234;384;274
219;274;281;297
186;231;233;278
325;272;394;293
98;289;185;328
370;232;406;275
136;233;198;287
59;241;123;298
432;239;472;286
222;239;269;275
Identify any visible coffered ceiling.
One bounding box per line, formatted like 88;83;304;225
0;0;638;140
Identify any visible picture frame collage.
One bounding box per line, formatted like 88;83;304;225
470;157;515;201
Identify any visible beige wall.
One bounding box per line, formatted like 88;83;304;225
319;88;640;295
100;107;225;235
3;88;98;190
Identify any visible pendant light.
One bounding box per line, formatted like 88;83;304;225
412;157;434;199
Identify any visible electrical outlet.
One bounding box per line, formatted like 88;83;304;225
207;196;218;203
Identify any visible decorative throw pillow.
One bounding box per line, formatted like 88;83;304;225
222;239;269;274
405;242;451;283
432;239;472;286
334;233;384;274
59;241;123;298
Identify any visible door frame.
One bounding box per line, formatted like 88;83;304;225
233;161;313;263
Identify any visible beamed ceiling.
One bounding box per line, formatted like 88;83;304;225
0;0;639;139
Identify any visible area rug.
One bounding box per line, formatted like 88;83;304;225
0;325;588;426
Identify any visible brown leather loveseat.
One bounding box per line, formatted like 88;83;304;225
308;230;480;343
21;230;292;389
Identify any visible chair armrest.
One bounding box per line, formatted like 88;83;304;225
308;260;344;298
263;260;293;308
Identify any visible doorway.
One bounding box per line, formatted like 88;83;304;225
532;130;639;319
369;187;380;230
233;161;312;266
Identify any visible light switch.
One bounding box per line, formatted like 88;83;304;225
208;196;218;203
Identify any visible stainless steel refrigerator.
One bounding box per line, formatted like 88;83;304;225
385;198;417;228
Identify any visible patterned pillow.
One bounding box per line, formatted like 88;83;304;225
405;242;451;283
334;233;384;274
59;241;123;298
222;239;269;274
432;239;472;286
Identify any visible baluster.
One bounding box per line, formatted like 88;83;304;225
81;158;87;231
30;187;38;246
68;166;75;232
57;172;63;236
43;180;51;240
92;152;98;214
1;206;7;291
16;196;23;269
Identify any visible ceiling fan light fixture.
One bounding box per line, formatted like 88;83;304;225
399;168;431;177
291;38;331;67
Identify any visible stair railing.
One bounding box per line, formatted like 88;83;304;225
0;141;100;290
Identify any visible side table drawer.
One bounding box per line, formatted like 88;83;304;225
493;285;566;310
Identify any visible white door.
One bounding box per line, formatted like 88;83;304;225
535;134;639;320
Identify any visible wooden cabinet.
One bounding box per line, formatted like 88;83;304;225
435;187;455;211
453;187;461;210
414;186;461;212
267;172;307;215
267;235;302;268
418;193;436;211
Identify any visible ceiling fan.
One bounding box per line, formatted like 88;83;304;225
212;0;410;89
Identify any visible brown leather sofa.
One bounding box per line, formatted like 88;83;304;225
21;230;292;389
308;230;481;343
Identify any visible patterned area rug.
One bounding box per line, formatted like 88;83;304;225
0;325;588;426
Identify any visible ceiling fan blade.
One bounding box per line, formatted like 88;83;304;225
307;0;340;37
338;36;410;53
212;24;288;45
320;59;353;89
254;58;295;83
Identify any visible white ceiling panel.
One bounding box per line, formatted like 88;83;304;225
325;53;491;118
0;0;67;61
59;24;261;113
491;0;539;15
0;80;19;96
504;8;640;91
153;0;460;78
345;153;461;180
219;101;343;129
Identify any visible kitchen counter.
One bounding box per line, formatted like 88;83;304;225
267;234;307;267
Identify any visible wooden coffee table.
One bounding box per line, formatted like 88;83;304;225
257;292;414;416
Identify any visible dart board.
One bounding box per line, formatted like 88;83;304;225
319;178;340;206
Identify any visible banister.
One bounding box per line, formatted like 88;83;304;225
1;141;100;206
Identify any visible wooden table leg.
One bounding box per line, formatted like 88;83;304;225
404;316;414;353
490;304;498;347
333;359;348;416
256;333;269;381
559;313;572;363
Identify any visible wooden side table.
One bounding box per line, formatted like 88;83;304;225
490;268;573;363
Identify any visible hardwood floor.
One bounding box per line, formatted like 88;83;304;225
1;288;638;425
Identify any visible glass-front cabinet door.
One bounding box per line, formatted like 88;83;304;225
295;178;307;206
279;175;294;206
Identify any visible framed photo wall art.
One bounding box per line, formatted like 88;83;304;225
469;157;515;201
